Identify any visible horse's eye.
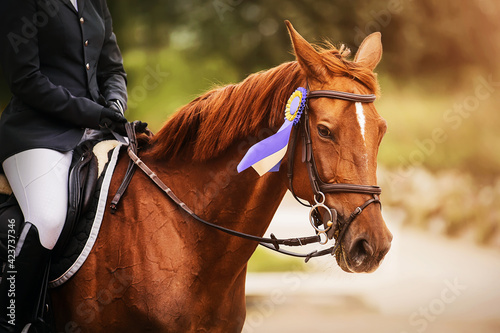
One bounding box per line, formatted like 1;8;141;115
317;125;332;139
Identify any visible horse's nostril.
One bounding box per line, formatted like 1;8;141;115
349;238;374;265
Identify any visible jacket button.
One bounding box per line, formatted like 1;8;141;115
80;17;84;24
84;40;89;47
86;63;90;70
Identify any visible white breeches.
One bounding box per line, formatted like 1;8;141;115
2;149;72;250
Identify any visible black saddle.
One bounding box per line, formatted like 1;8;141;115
0;140;100;261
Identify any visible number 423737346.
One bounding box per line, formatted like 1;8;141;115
7;219;16;271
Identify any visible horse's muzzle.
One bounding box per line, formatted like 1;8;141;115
338;226;392;273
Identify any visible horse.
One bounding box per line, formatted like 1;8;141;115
50;21;392;332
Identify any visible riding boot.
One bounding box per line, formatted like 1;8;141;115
0;223;51;333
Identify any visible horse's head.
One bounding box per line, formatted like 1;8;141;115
285;21;392;273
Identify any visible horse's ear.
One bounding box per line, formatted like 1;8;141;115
285;20;326;79
354;32;382;71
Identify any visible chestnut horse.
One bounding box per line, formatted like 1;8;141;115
51;21;392;332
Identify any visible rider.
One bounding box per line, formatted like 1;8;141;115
0;0;128;331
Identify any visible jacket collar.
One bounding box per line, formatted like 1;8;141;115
60;0;85;14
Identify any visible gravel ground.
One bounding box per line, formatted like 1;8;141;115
243;198;500;333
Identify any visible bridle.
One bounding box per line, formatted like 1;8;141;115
278;88;382;259
115;87;383;262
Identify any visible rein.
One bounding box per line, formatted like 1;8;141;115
117;88;382;262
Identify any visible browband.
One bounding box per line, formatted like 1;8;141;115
308;90;376;103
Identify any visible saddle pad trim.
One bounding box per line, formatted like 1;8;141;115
49;143;123;288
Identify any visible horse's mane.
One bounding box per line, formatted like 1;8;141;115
145;44;379;162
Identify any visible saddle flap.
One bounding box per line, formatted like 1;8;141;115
82;156;98;212
54;141;99;255
0;139;121;283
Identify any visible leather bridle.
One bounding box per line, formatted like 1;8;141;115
278;88;382;260
290;90;382;198
116;87;383;262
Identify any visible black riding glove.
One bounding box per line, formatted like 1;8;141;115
134;121;149;133
107;99;125;114
99;107;127;135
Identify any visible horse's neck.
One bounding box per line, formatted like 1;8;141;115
52;146;287;329
154;143;288;255
166;143;286;237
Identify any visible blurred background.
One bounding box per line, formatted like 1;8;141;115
1;0;499;331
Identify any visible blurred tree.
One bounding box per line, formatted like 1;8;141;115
2;0;499;106
105;0;500;81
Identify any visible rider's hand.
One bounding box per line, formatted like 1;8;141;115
107;99;124;114
99;107;127;135
134;121;149;133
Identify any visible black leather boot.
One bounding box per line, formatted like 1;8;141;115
0;223;51;332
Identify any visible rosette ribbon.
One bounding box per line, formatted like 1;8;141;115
237;87;307;176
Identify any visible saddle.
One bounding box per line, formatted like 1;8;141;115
0;123;147;332
0;122;148;280
0;139;117;262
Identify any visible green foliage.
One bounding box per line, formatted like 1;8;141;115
106;0;500;82
377;74;500;177
122;47;240;132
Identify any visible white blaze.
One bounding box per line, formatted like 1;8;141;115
355;102;366;142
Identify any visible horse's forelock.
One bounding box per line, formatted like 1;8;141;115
317;45;380;96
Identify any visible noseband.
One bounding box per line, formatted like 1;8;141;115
121;87;383;262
